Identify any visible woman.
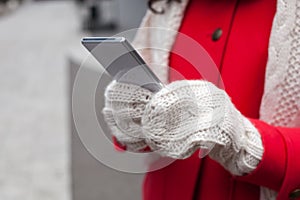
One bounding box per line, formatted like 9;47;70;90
103;0;300;199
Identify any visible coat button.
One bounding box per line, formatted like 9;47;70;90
212;28;222;41
289;189;300;199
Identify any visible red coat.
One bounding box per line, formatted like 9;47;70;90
140;0;300;200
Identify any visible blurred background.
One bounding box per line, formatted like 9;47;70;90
0;0;147;199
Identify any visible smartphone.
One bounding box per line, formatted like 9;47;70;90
81;37;163;92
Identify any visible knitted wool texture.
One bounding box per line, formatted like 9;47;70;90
103;80;264;176
103;81;152;151
105;0;300;198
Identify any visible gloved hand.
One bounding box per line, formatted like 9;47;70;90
103;80;264;175
102;81;153;151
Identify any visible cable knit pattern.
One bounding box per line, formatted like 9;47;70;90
259;0;300;199
141;80;263;175
132;0;189;84
114;0;300;199
103;81;153;151
260;0;300;127
103;80;264;176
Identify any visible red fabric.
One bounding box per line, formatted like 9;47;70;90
237;119;287;191
276;127;300;199
142;0;300;199
112;136;127;152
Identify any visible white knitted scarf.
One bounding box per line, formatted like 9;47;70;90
133;0;300;199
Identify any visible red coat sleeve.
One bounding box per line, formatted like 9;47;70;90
236;119;300;200
112;136;127;152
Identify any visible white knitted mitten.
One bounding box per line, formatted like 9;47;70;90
103;80;153;151
103;80;264;175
